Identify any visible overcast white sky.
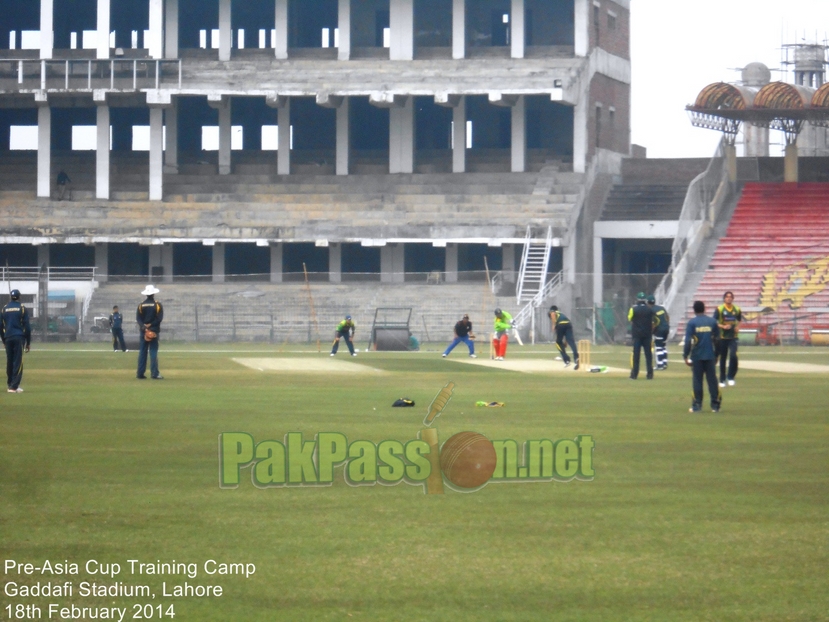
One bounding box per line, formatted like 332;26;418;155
631;0;829;158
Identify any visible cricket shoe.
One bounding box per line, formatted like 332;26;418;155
7;388;16;393
469;354;477;358
330;353;335;356
442;353;447;358
351;353;357;357
564;361;571;368
719;382;726;388
727;380;735;386
711;407;720;413
574;360;580;370
689;407;701;413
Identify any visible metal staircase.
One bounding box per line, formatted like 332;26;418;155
516;226;554;304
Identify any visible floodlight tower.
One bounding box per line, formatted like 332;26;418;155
784;43;829;156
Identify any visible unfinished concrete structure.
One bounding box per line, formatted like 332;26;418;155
0;0;631;334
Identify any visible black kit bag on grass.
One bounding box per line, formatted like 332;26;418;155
392;398;415;407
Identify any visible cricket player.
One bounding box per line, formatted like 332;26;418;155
110;305;127;352
331;315;356;356
1;289;31;393
684;300;721;413
549;305;579;369
713;291;741;387
442;314;476;358
628;292;654;379
648;295;670;370
492;308;513;361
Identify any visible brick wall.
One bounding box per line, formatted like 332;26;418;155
589;0;629;60
589;75;631;157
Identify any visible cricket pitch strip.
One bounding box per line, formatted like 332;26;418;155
232;357;385;374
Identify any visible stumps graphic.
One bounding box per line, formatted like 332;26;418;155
421;381;498;494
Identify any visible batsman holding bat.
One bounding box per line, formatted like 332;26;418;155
492;308;513;360
330;315;356;357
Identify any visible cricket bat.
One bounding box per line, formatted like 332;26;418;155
420;427;444;494
513;327;524;346
423;381;455;426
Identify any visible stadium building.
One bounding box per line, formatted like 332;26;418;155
0;0;631;343
1;1;827;345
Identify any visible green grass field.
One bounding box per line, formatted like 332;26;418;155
2;343;828;621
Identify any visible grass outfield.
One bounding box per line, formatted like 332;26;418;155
2;343;828;621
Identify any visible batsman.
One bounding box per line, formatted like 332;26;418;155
492;308;513;361
330;315;356;357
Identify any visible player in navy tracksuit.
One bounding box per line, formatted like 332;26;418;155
628;292;654;379
110;305;127;352
683;300;721;413
1;289;32;393
549;305;580;369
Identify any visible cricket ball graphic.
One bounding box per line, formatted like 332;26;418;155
440;431;497;489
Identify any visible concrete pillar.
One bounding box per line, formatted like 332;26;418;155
165;0;179;58
573;98;588;173
149;107;164;200
329;243;342;283
592;236;602;305
336;98;350;175
278;98;290;175
218;98;232;175
452;0;465;59
40;0;53;59
724;142;737;184
574;0;589;57
744;124;769;158
338;0;351;60
389;0;414;61
148;0;164;58
563;241;576;285
161;244;173;283
37;245;49;269
270;243;283;283
445;243;458;283
784;144;799;182
95;243;108;282
453;97;466;173
96;105;110;200
218;0;232;61
381;244;404;283
212;243;225;283
510;0;525;59
389;97;414;174
502;244;516;282
37;106;51;198
274;0;288;60
96;0;110;59
164;102;178;173
511;95;526;172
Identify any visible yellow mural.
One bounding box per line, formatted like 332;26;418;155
759;254;829;312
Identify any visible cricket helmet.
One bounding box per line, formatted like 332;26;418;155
10;289;20;300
